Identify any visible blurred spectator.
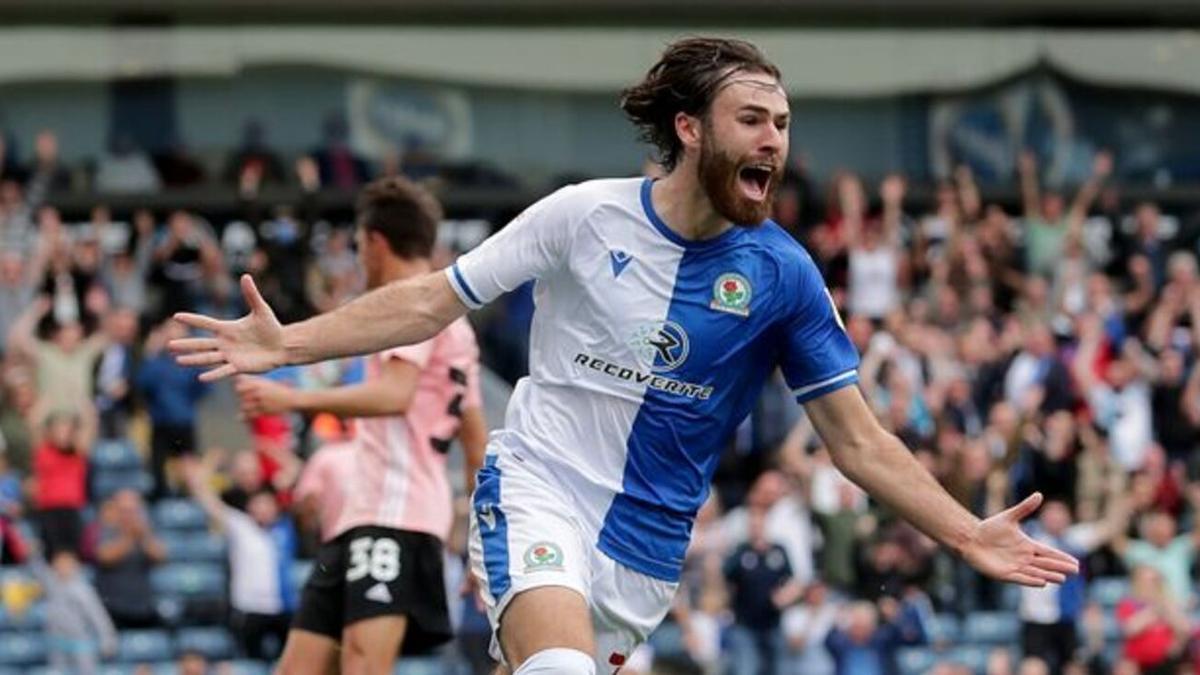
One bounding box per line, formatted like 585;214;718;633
0;359;36;471
221;449;269;512
94;489;167;628
1018;499;1127;671
723;508;804;675
183;456;298;660
177;649;210;675
1003;321;1073;416
846;174;906;320
94;134;162;194
153;139;207;188
30;401;96;557
311;112;370;189
101;209;156;316
1017;150;1111;280
0;133;26;184
150;210;221;321
136;318;210;498
28;542;118;675
0;250;36;352
24;130;72;204
1114;510;1199;606
781;582;838;675
8;296;108;414
224;118;286;186
95;307;139;439
1115;565;1191;674
823;597;927;675
0;449;22;518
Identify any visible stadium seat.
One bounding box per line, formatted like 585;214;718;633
162;532;227;562
92;469;154;501
225;662;270;675
151;562;226;598
944;645;990;671
395;657;444;675
896;646;936;675
0;601;46;630
0;632;47;665
928;613;961;644
1089;576;1129;608
117;629;174;663
152;499;209;531
176;626;235;660
962;611;1019;643
90;441;142;470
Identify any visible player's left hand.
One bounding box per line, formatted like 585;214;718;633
961;492;1079;587
235;375;295;417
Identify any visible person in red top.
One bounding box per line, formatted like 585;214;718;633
1115;565;1192;675
31;400;97;557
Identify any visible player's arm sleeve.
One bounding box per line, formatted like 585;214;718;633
778;254;861;404
445;185;581;309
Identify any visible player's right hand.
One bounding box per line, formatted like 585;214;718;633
170;274;286;382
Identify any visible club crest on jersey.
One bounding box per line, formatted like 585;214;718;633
711;273;752;317
523;542;564;572
627;321;690;372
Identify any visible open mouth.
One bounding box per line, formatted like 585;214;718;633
737;164;773;202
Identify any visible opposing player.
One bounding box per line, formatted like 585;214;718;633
229;177;487;675
173;38;1078;675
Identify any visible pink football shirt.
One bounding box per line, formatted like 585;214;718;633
333;317;482;541
293;441;356;542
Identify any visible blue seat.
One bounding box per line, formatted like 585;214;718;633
1089;577;1129;608
394;658;444;675
897;647;936;675
962;611;1019;644
118;629;174;663
162;532;227;562
928;613;961;644
943;645;990;671
92;469;154;501
0;601;45;630
151;563;227;599
0;632;47;665
225;661;270;675
152;499;208;531
91;441;142;470
176;626;235;660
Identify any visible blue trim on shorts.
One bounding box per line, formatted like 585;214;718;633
474;455;511;599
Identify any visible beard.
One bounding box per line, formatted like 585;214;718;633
697;135;780;227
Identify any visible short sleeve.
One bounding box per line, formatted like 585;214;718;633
777;253;860;403
445;184;582;309
380;339;436;370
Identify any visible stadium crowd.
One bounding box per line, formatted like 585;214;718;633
2;119;1200;675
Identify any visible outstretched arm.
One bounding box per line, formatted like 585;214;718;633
804;386;1078;586
172;272;466;381
236;357;421;419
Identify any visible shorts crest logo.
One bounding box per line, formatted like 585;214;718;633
523;541;564;572
711;273;751;317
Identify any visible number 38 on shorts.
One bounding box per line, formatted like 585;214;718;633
347;536;402;583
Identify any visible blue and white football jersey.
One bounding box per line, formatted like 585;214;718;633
446;177;859;582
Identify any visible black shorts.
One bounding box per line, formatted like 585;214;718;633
292;526;451;654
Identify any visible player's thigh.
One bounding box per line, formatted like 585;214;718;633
274;629;341;675
497;585;595;667
340;615;408;675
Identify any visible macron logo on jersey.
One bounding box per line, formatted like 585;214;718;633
609;250;633;278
